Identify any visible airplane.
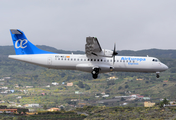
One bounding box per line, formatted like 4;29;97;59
8;29;168;79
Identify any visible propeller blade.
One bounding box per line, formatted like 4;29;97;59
113;43;118;56
114;43;116;53
113;55;115;65
112;43;118;65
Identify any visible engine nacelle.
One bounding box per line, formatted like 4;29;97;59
92;49;113;57
102;49;113;57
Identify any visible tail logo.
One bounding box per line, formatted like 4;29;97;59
15;39;28;49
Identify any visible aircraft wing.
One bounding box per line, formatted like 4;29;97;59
85;37;102;56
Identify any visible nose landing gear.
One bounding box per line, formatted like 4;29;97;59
156;74;160;78
156;72;160;78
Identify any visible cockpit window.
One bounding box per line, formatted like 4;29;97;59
152;59;159;62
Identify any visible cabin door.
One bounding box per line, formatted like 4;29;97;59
47;57;52;65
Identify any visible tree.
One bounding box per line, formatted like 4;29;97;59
159;98;169;108
61;72;66;77
77;81;84;88
107;80;115;86
120;97;125;101
85;84;90;90
125;85;129;89
23;110;26;114
118;86;122;90
18;111;21;115
163;98;169;105
43;105;47;110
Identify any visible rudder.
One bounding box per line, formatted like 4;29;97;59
10;29;55;55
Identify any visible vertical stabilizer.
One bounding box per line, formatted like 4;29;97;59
10;29;55;55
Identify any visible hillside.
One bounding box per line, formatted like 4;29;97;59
0;45;176;109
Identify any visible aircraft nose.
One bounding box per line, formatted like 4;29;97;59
162;64;168;71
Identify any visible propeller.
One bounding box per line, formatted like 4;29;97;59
112;43;118;65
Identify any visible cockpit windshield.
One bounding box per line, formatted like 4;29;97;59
152;59;160;62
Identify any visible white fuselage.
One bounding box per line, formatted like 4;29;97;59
8;54;168;73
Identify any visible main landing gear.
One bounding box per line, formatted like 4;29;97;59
92;68;100;79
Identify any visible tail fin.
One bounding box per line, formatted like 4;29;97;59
10;29;55;55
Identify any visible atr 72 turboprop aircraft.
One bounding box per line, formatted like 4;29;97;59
9;29;168;79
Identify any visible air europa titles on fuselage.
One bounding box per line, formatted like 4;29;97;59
121;57;146;62
121;57;146;65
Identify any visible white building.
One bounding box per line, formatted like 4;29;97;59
24;104;39;107
26;86;33;88
1;91;8;93
1;87;8;89
52;82;59;85
3;77;11;80
17;96;22;99
102;94;109;97
0;101;5;103
46;85;50;87
107;76;118;80
0;79;4;81
123;103;128;106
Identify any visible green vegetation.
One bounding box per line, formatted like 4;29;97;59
0;111;86;120
0;46;176;119
159;98;170;108
75;106;176;120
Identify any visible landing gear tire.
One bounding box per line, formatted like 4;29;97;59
156;74;160;78
92;74;98;79
91;68;100;79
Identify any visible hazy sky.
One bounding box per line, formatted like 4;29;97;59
0;0;176;51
